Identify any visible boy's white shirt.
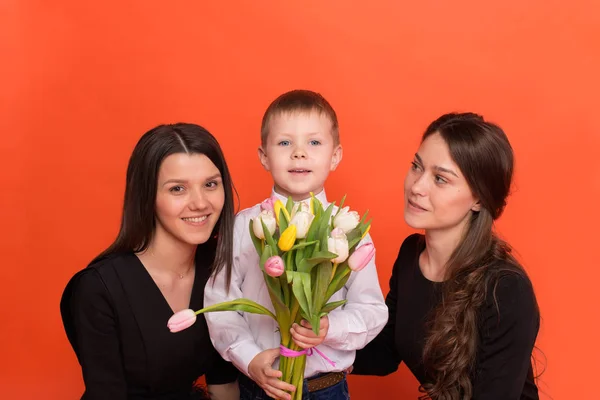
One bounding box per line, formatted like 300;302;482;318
204;189;388;378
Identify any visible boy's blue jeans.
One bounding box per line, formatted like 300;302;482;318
238;372;350;400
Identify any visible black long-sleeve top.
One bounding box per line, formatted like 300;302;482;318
353;234;539;399
60;250;238;400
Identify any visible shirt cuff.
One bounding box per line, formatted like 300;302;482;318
322;311;349;347
228;339;264;377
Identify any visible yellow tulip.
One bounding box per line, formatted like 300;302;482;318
278;225;297;251
274;200;291;225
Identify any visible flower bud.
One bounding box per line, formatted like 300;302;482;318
327;227;349;264
278;225;297;251
289;211;314;239
333;206;360;234
264;255;285;277
252;210;276;239
167;309;197;333
348;243;375;272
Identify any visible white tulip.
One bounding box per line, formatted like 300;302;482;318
333;206;360;234
327;227;349;264
291;201;311;218
252;210;276;239
289;211;314;239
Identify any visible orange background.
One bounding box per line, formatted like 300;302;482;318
1;1;598;399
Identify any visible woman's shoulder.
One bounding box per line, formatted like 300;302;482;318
486;263;536;300
88;252;132;270
60;254;132;357
62;253;133;298
481;263;539;325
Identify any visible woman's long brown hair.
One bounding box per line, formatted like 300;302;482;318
90;123;237;287
418;113;538;399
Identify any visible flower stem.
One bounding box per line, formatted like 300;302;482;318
330;262;339;280
289;299;300;325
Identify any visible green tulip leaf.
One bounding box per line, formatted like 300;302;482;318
194;299;276;321
311;261;332;314
291;272;311;320
285;196;294;215
320;299;347;314
259;245;273;271
261;219;278;256
249;220;264;255
325;265;351;302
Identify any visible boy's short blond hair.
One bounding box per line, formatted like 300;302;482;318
260;90;340;147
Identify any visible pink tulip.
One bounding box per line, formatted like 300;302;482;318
348;243;376;272
260;196;277;214
264;255;285;277
167;309;197;333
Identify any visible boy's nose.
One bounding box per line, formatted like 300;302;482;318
291;147;307;159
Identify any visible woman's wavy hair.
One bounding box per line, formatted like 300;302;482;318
418;113;538;399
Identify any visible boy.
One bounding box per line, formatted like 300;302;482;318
204;90;387;400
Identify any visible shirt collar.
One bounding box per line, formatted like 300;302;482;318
269;188;329;206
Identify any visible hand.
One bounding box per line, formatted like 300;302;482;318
344;365;353;374
290;316;329;349
248;348;295;400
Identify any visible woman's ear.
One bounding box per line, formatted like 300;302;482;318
471;200;482;212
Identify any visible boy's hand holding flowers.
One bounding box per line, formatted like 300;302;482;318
290;316;330;349
248;348;296;400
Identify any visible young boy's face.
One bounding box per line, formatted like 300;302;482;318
259;110;342;201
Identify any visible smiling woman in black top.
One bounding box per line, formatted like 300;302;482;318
353;113;540;399
60;124;239;400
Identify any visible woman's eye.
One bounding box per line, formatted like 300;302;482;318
169;185;185;193
410;161;420;171
205;181;219;189
435;175;448;184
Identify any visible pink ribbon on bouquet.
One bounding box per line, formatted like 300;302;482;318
279;345;336;367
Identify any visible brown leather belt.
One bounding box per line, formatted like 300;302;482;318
306;371;345;392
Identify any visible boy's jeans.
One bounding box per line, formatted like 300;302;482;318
239;372;350;400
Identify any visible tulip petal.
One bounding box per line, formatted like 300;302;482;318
167;309;197;333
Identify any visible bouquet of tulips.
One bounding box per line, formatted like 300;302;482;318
168;193;375;400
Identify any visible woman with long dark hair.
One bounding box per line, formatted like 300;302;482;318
60;123;239;399
353;113;540;399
